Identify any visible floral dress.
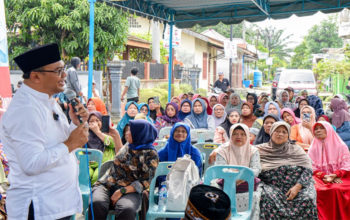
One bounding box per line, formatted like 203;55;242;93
258;165;318;219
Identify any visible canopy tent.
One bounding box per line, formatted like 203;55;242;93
86;0;349;101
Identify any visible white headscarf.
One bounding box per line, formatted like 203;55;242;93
212;104;227;127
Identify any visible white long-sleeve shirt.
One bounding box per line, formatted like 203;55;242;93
0;84;82;220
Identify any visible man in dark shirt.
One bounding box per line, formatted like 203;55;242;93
213;72;230;92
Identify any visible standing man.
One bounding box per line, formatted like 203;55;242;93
0;43;89;220
213;72;230;92
66;57;83;98
121;67;140;103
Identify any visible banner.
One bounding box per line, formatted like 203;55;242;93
163;25;181;48
0;0;12;105
224;40;237;59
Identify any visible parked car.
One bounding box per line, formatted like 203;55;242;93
272;69;317;100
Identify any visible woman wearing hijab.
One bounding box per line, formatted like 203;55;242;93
308;121;350;220
158;123;202;176
155;102;181;131
214;109;240;144
208;95;219;109
184;98;215;130
263;101;281;119
256;121;318;219
201;97;213;115
87;111;116;183
294;98;309;118
218;93;229;107
281;108;301;126
178;99;192;121
240;102;257;128
137;103;153;123
246;92;260;112
317;115;337;130
215;123;261;219
89;120;159;220
290;105;316;151
178;93;188;101
278;90;294;109
147;97;165;121
225;93;243;114
330;98;350;148
253;114;279;145
87;97;108;115
307;95;323;117
212;104;227;127
116;101;138;136
171;96;181;106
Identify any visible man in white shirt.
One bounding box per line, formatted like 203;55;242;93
0;43;89;220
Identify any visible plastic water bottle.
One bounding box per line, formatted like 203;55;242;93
157;182;168;212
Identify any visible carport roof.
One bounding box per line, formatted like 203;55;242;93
100;0;349;28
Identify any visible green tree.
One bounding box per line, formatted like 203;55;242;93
305;16;343;54
289;41;312;69
5;0;129;63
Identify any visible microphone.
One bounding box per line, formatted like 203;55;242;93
64;89;83;124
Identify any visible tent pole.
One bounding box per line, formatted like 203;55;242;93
168;18;174;103
88;0;96;99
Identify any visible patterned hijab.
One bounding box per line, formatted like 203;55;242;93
217;123;258;166
308;121;350;174
256;121;312;171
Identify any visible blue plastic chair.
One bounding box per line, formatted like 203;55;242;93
194;142;220;173
203;165;254;220
146;162;185;220
75;148;103;215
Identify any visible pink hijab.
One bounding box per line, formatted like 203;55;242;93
308;121;350;174
218;93;229;107
281;108;301;126
298;105;316;145
217;123;258;166
330;98;350;129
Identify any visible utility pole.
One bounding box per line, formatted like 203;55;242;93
229;24;233;87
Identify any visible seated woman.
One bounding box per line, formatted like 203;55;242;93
290;105;316;151
253;114;279;145
201;97;213;115
212;104;227;127
330;98;350;148
178;93;188;101
317;114;336;130
155;102;181;131
87;97;108;115
294;98;309;118
178;99;192;121
256;121;318;219
208;95;219;109
278;90;294;109
87;112;116;184
240;102;257;128
184;98;215;130
246;92;260;112
281;108;301;126
225;93;243;114
308;121;350;220
218;93;229;107
137;103;153;123
171;96;181;106
158;123;202;176
252;101;280;130
214;109;240;144
89;120;159;220
116;101;138;137
215;123;261;219
148;97;165;121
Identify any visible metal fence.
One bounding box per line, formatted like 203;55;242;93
122;61;145;79
150;63;164;79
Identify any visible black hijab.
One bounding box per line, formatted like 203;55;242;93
294;98;309;118
253;114;279;145
219;109;241;137
247;93;260;112
87;111;105;151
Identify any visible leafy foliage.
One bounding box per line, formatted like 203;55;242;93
289;41;312;69
5;0;129;63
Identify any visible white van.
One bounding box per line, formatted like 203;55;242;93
276;69;317;97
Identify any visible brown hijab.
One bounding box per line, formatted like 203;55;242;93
240;102;256;128
256;121;312;171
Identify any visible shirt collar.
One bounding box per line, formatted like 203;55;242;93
21;83;51;101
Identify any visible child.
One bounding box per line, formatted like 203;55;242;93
249;127;259;144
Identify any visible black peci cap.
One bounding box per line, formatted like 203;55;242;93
14;43;61;78
184;185;231;220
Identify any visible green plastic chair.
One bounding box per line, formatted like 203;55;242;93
194;142;220;173
203;165;254;220
75;148;103;215
146;162;185;220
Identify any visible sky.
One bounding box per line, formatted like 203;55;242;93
248;11;337;48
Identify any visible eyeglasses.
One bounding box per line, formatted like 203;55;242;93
34;68;66;76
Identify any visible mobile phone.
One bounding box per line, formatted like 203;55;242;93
303;113;311;122
101;115;110;133
154;96;160;105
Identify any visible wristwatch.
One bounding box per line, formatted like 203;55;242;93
120;187;127;195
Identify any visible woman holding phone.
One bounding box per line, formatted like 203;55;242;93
290;106;316;151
